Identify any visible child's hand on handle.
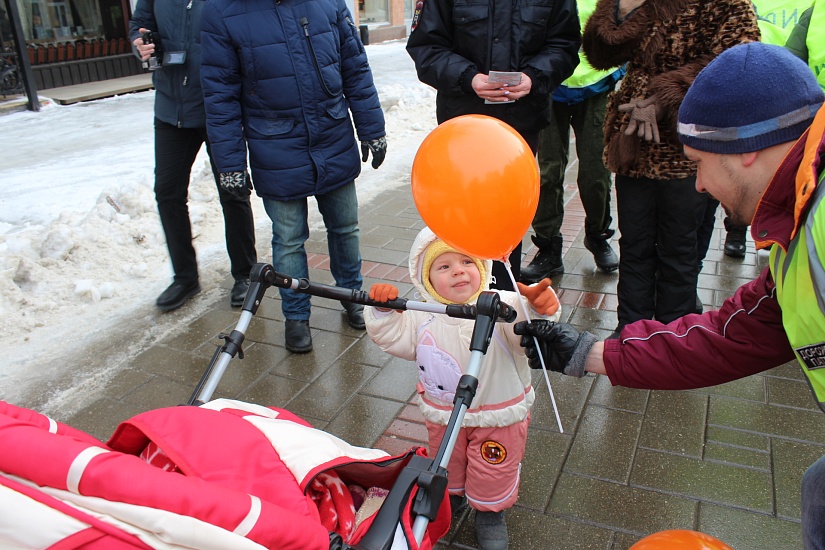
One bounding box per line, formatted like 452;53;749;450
369;283;400;312
516;278;559;316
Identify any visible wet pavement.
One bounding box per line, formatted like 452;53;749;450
6;85;823;550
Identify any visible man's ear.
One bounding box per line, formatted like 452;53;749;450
740;151;759;168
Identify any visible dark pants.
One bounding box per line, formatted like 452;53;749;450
534;92;613;240
154;118;256;284
615;174;705;327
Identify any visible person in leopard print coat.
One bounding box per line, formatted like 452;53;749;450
581;0;760;336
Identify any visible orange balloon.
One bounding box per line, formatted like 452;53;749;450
630;530;733;550
411;115;539;260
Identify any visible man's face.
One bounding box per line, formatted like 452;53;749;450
683;145;760;227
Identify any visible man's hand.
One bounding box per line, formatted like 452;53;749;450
369;283;400;312
218;171;253;199
619;95;661;143
133;27;154;60
361;136;387;169
516;278;559;316
513;320;597;377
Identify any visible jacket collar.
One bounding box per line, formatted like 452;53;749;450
752;107;825;252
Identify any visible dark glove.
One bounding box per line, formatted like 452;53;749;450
513;320;597;377
618;95;661;143
218;171;253;199
361;136;387;169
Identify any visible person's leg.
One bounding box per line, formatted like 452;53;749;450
521;101;569;283
464;419;528;550
262;197;311;320
491;243;522;291
570;92;618;272
696;195;719;273
315;181;366;328
802;455;825;550
204;132;257;283
654;176;704;324
154;119;201;286
615;175;657;328
315;181;362;291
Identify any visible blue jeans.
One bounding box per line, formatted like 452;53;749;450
262;181;362;320
802;455;825;549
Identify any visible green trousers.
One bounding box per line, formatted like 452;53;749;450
533;91;613;240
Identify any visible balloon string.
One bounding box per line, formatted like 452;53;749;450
503;260;564;434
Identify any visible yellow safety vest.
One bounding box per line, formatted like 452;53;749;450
752;0;808;44
807;0;825;89
563;0;616;89
771;113;825;412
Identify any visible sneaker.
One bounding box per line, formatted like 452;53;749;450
156;280;201;312
520;235;564;283
724;226;747;258
475;510;508;550
285;319;313;353
230;278;250;307
583;230;618;272
341;301;366;330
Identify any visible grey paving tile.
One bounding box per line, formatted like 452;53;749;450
566;406;642;483
706;425;770;451
696;374;766;402
442;506;614;549
639;391;707;457
237;372;309;410
630;448;773;513
519;428;571;510
119;374;195;411
549;473;698;534
289;360;380;421
698;502;802;550
704;441;771;470
529;372;594;433
161;309;238;352
130;344;216;386
588;375;649;413
360;355;419;403
708;396;825;444
768;376;821;411
772;439;825;521
324;393;404;447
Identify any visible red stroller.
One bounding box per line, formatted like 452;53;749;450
0;263;516;549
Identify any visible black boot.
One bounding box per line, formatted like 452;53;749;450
230;278;250;307
341;301;365;330
156;280;201;312
583;229;618;272
724;223;747;258
520;235;563;283
285;320;312;353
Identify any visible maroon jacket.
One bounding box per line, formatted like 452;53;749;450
600;129;825;389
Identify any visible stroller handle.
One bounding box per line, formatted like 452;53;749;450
251;262;517;323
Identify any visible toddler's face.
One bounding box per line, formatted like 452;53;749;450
428;251;481;304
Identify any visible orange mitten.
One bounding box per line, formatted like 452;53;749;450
516;278;559;316
369;283;399;303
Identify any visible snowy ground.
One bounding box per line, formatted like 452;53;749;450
0;39;437;410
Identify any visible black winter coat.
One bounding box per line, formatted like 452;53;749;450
406;0;581;139
130;0;208;128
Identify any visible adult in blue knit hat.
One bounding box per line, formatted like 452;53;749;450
515;41;825;548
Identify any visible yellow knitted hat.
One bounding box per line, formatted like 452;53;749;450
420;240;486;304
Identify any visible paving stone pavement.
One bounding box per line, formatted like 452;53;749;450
7;89;820;545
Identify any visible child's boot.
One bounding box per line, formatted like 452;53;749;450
475;510;508;550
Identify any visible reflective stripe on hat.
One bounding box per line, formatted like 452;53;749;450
678;104;821;142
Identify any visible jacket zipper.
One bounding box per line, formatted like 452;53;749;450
300;17;336;98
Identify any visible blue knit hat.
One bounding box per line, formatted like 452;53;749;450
678;42;824;154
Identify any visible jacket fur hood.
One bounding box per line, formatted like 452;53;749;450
409;227;494;303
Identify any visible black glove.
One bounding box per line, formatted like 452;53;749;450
361;136;387;169
218;170;253;199
513;320;597;378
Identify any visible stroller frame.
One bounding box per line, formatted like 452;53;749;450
189;263;517;550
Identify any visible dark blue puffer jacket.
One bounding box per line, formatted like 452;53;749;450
130;0;208;128
200;0;385;201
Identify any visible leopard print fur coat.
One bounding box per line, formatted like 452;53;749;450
583;0;760;179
